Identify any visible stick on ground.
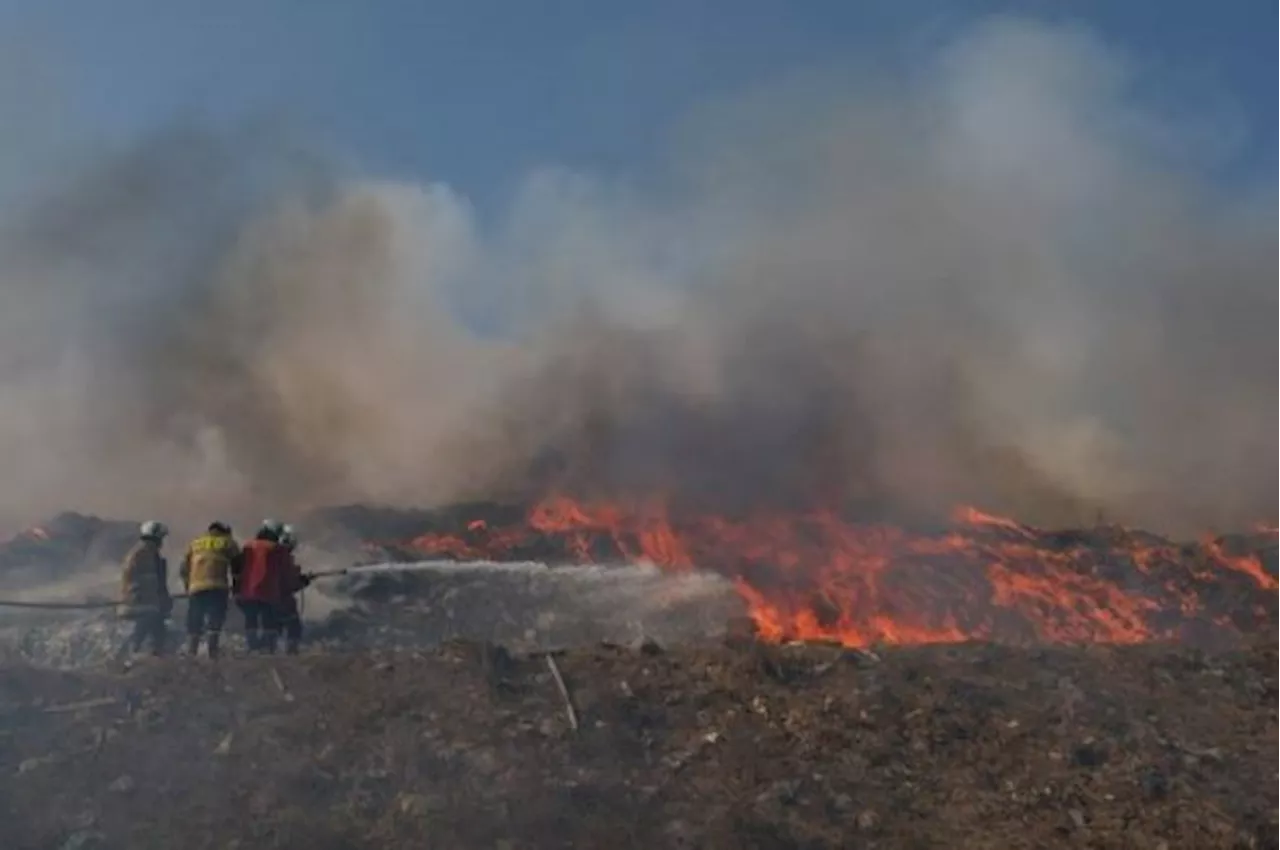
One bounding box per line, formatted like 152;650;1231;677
544;654;579;732
270;667;294;702
42;696;118;714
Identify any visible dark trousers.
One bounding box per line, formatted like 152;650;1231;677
278;596;303;654
237;599;279;651
125;612;167;656
186;589;229;636
186;589;229;657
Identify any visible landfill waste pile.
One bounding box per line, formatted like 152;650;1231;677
313;561;743;653
0;505;752;667
0;513;139;588
0;500;1275;666
309;499;1279;647
0;636;1275;850
0;503;1275;848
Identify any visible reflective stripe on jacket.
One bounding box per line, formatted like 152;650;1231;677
181;532;241;593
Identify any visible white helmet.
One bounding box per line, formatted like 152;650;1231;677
139;520;168;540
280;524;298;549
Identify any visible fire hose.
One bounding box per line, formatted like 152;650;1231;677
0;567;351;611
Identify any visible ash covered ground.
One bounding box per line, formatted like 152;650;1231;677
0;506;1275;849
0;638;1276;850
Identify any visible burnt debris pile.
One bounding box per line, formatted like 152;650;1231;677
0;513;139;583
1;501;1276;658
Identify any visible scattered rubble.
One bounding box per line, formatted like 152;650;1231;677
0;506;1274;847
0;637;1274;849
5;503;1274;652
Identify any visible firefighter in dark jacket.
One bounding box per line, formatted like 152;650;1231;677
118;520;172;656
180;521;241;658
237;519;289;652
277;524;312;655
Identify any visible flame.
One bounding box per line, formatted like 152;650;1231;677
397;497;1277;648
1201;537;1278;592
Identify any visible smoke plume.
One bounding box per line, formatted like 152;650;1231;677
0;18;1273;536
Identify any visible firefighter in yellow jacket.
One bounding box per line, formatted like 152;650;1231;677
180;521;242;658
118;520;172;657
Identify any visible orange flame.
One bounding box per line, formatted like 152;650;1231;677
399;497;1277;648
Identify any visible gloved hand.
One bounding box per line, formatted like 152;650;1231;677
299;573;314;588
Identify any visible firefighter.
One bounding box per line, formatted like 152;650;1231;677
179;521;240;659
117;520;172;657
277;524;312;655
237;519;289;652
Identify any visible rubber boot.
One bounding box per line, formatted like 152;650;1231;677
263;632;279;655
186;634;200;657
207;633;221;660
285;637;300;656
245;629;260;652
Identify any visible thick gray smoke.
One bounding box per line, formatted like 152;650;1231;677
0;18;1273;536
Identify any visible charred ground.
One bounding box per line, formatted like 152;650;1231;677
0;504;1275;849
0;637;1276;850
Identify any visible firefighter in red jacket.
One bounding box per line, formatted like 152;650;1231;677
277;524;312;655
236;519;289;653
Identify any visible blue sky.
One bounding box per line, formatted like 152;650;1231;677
0;0;1274;211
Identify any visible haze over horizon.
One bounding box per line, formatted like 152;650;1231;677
0;2;1274;535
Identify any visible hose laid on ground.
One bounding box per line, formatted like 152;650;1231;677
0;568;352;611
0;598;149;610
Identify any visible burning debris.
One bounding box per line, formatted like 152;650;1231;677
0;500;1275;668
0;503;1273;847
326;497;1277;648
0;513;138;586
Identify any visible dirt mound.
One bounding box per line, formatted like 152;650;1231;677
0;513;138;584
0;638;1275;850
